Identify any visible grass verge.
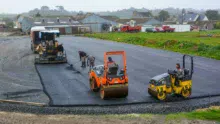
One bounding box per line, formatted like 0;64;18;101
166;106;220;122
82;31;220;60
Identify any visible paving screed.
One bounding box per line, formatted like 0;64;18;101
36;36;220;106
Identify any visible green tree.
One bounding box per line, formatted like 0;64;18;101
35;12;41;17
41;6;50;11
158;10;170;21
205;10;219;20
6;22;14;28
214;22;220;29
182;8;186;14
56;6;65;11
2;18;14;28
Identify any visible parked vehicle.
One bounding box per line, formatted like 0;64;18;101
155;27;165;32
162;25;175;32
120;25;141;32
145;28;157;33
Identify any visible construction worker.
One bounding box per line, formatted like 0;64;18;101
175;63;184;86
107;57;116;66
87;55;95;70
176;63;184;79
57;43;64;60
78;51;87;68
107;57;118;74
54;40;59;48
36;44;45;57
41;36;47;48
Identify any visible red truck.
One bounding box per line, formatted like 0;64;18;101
120;25;141;32
155;27;165;32
162;25;175;32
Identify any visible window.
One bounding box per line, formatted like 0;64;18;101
149;80;156;85
158;78;166;86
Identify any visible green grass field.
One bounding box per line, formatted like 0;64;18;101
83;30;220;60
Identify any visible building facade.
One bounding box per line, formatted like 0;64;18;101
78;14;119;32
17;16;33;33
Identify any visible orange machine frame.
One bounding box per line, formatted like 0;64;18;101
89;51;128;99
103;51;127;79
95;51;128;87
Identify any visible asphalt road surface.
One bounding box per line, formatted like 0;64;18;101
36;36;220;106
0;37;48;103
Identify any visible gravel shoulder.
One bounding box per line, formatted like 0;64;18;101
0;36;49;103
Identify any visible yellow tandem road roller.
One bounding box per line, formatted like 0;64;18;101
148;55;194;100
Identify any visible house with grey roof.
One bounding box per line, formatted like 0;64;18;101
178;12;214;30
74;13;119;32
33;17;79;26
16;15;34;33
178;12;209;24
16;15;80;33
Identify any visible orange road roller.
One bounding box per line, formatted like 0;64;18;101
89;51;128;99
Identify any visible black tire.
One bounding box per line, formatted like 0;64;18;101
100;86;107;100
90;78;99;92
121;88;128;98
31;43;33;51
157;91;167;101
148;88;151;95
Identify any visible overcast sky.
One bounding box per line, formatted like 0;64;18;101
0;0;219;13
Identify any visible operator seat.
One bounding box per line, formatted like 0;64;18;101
183;69;191;80
108;65;118;76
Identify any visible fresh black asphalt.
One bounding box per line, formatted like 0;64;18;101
36;36;220;106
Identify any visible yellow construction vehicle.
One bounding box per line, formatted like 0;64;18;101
30;27;46;53
35;30;67;64
148;55;194;100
